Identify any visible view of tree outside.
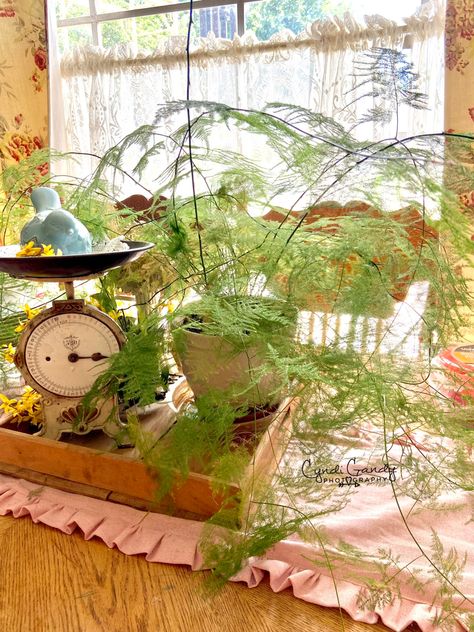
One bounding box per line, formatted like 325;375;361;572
96;0;198;48
56;0;422;51
57;0;201;50
59;25;92;51
245;0;350;40
95;0;188;9
100;13;189;49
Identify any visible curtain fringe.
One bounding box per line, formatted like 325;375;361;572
60;1;445;77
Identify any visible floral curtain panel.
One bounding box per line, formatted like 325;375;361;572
444;0;474;336
445;0;474;204
0;0;48;175
445;0;474;131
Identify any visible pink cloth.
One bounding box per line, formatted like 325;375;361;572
0;469;472;632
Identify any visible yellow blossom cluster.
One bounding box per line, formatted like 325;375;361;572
0;387;42;425
88;297;119;321
14;303;41;333
16;242;62;257
2;343;15;363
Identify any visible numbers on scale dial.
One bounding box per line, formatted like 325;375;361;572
25;312;120;397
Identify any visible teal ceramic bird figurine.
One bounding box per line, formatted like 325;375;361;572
20;187;92;255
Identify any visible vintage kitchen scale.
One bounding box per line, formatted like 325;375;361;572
0;240;153;440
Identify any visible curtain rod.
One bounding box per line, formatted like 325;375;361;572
60;16;443;77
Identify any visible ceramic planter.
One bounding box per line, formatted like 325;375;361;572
172;297;296;408
173;327;283;407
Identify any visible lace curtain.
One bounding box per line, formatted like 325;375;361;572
49;1;445;194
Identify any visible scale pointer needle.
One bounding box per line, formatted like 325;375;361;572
67;352;109;363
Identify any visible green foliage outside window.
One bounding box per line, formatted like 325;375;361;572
246;0;351;40
57;0;354;52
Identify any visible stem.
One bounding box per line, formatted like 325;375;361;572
185;0;207;287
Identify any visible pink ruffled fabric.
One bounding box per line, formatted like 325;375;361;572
0;473;471;632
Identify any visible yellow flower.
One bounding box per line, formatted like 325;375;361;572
88;297;102;309
2;343;15;363
0;393;16;405
16;243;62;258
19;388;42;424
16;241;43;257
0;388;42;424
0;393;18;417
108;310;119;321
166;301;175;313
40;244;56;256
15;304;40;333
23;304;40;320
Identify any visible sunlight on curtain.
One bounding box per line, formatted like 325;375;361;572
48;0;445;197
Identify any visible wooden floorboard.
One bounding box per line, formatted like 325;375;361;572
0;515;417;632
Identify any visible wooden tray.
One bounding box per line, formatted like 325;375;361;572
0;379;294;522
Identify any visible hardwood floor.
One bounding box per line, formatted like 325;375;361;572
0;514;409;632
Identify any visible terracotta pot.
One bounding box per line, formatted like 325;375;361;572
230;404;280;442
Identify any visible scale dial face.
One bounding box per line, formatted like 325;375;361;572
24;312;121;398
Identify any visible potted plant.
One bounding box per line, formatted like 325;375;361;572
171;293;297;407
81;47;473;596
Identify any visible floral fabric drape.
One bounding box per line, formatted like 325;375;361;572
444;0;474;337
0;0;48;173
445;0;474;212
445;0;474;131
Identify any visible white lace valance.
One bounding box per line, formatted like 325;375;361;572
59;0;445;76
49;0;445;193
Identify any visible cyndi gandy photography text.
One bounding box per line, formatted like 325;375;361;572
301;457;398;488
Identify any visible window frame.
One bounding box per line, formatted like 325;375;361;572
56;0;259;44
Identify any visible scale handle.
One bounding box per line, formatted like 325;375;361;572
63;281;75;300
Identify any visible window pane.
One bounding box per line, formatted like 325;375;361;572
57;24;93;52
99;13;193;48
348;0;422;22
245;0;423;39
96;0;189;12
245;0;330;40
198;5;237;39
99;7;236;49
56;0;92;20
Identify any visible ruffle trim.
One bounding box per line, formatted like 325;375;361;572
60;0;444;74
233;562;470;632
0;474;469;632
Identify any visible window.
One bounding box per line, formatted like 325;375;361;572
55;0;426;51
56;0;255;51
50;0;441;200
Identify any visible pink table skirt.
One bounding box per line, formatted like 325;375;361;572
0;472;472;632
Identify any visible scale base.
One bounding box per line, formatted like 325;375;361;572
36;396;127;442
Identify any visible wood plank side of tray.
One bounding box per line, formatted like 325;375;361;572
238;399;295;524
0;426;237;519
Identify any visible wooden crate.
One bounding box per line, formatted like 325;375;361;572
0;379;294;522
